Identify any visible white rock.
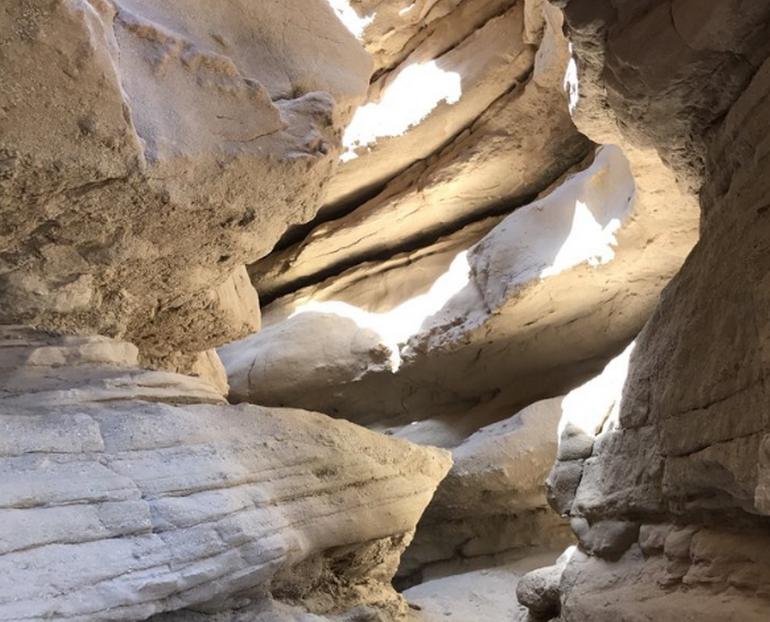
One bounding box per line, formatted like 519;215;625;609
0;328;451;621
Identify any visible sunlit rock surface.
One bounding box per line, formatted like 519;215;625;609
0;327;450;621
0;0;371;360
5;0;770;620
544;343;634;519
225;144;696;428
250;2;590;302
327;2;535;209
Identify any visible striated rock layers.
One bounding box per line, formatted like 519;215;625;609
0;327;450;621
0;0;371;361
223;143;697;428
251;0;591;304
6;0;770;620
517;1;770;620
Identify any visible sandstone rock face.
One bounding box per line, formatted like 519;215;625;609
0;328;450;621
513;2;770;620
251;2;591;303
6;0;770;620
262;217;503;327
225;143;696;429
0;0;370;360
326;2;535;210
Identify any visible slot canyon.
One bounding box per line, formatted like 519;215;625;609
1;0;769;620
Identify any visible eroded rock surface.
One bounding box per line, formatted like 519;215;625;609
0;0;371;360
5;0;770;620
516;2;770;620
250;1;590;302
0;327;450;621
225;143;696;429
397;397;572;584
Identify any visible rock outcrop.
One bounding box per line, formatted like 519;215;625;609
6;0;770;620
0;0;370;361
250;1;590;303
224;144;696;428
0;327;450;621
397;397;572;584
517;1;770;620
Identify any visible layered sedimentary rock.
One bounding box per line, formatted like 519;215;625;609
517;2;770;620
7;0;770;620
262;216;503;327
251;1;591;302
0;327;450;621
327;2;536;210
0;0;371;360
225;143;696;429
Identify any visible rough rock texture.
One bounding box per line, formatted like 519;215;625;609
514;1;770;620
8;0;770;620
545;343;634;517
0;327;451;621
0;0;371;360
251;1;591;302
225;144;696;428
515;549;571;620
397;397;572;584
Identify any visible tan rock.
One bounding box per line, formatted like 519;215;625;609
397;397;572;581
528;2;770;620
325;3;535;210
0;0;371;359
220;312;394;413
231;145;695;429
251;5;589;302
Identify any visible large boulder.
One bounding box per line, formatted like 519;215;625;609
220;312;394;415
0;0;371;360
0;327;451;621
397;397;572;582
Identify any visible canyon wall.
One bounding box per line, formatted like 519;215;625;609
518;2;770;620
3;0;770;620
